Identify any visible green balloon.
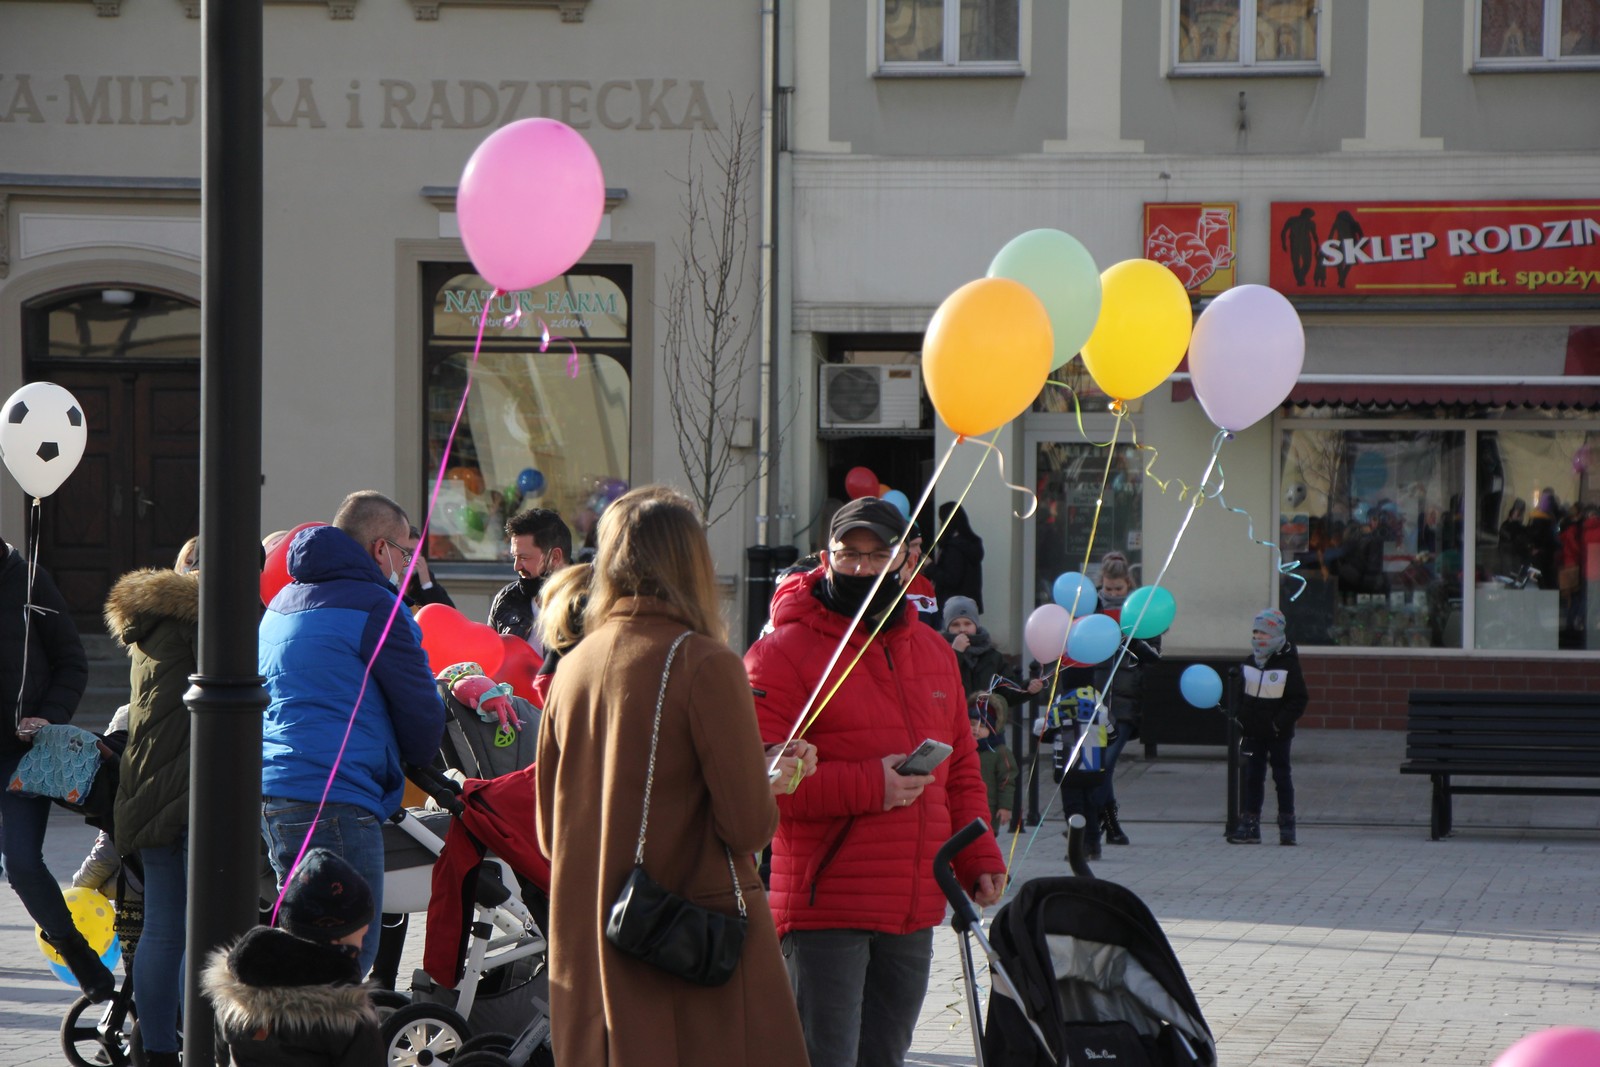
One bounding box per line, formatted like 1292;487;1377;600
988;229;1103;371
1120;585;1175;639
463;507;487;537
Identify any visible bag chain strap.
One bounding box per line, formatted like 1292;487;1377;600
633;630;747;920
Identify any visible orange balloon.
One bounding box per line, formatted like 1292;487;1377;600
921;277;1053;437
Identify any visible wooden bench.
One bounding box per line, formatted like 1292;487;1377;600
1400;690;1600;840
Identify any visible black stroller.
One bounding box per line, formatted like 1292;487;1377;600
936;818;1215;1067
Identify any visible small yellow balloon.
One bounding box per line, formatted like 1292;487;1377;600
1079;259;1194;401
922;277;1053;438
36;886;117;965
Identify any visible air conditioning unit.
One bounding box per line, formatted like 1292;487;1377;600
819;364;923;430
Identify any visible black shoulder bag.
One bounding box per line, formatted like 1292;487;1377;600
604;631;748;986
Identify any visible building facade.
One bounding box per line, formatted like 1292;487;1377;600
781;0;1600;726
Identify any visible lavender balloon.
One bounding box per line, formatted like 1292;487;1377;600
1188;284;1305;433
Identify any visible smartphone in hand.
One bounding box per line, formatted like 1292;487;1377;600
895;738;953;777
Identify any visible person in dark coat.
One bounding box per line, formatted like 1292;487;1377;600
925;502;986;612
105;558;201;1066
0;538;106;1001
1227;609;1309;846
203;848;383;1067
488;507;571;652
402;525;454;608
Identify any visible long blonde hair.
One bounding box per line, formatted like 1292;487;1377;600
584;486;726;642
537;562;593;655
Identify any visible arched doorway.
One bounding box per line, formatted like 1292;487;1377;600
21;287;200;628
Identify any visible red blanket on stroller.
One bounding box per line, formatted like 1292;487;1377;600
423;764;553;987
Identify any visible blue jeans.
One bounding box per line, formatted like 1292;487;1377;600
781;926;934;1067
137;837;187;1054
261;798;384;976
1090;722;1137;812
1241;735;1295;817
0;750;77;942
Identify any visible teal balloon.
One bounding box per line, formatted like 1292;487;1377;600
1180;664;1222;708
1120;586;1176;639
987;229;1102;371
1067;613;1119;665
1051;572;1098;618
881;489;911;519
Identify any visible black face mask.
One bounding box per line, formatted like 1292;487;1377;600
822;569;905;623
516;573;546;601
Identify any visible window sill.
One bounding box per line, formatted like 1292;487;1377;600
1167;64;1324;79
874;64;1025;79
1470;60;1600;73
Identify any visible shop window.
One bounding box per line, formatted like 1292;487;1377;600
1279;429;1466;650
1475;0;1600;67
422;264;631;564
881;0;1021;71
1173;0;1321;72
1033;441;1145;606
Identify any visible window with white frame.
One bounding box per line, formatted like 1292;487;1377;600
1174;0;1321;72
1475;0;1600;67
881;0;1020;71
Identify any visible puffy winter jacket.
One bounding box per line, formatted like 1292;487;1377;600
925;531;985;613
105;568;198;855
1236;642;1309;740
0;546;87;759
744;568;1004;937
259;526;446;819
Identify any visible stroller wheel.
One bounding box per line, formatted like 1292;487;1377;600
382;1002;472;1065
450;1053;514;1067
369;987;412;1025
61;992;136;1067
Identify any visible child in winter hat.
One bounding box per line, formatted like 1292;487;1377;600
280;848;375;945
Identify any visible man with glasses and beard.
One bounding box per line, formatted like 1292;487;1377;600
745;496;1006;1067
489;508;572;656
258;491;446;977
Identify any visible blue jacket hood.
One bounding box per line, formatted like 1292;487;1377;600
286;525;389;589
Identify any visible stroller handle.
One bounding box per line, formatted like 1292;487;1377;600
404;762;466;815
933;818;990;923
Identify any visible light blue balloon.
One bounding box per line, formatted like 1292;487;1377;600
987;229;1103;371
1051;572;1098;617
1180;664;1223;708
1120;586;1176;639
881;489;911;519
1066;613;1120;665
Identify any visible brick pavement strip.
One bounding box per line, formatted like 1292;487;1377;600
3;731;1600;1066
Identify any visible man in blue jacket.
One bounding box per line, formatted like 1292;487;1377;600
259;490;446;976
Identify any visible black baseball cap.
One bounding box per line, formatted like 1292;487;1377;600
829;497;905;548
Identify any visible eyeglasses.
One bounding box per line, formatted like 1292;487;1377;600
379;538;414;566
830;548;896;572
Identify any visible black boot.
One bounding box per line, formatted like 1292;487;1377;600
44;929;115;1003
1278;813;1297;846
143;1052;182;1067
1226;814;1261;844
1102;802;1130;846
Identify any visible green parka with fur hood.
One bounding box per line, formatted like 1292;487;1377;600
104;567;199;855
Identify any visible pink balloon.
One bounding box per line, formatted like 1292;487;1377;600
1024;603;1072;664
1188;284;1305;433
457;118;606;293
1493;1027;1600;1067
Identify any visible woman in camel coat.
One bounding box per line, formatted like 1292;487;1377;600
536;486;813;1067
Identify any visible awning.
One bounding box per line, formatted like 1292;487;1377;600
1169;379;1600;409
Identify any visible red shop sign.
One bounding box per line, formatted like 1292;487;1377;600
1269;200;1600;297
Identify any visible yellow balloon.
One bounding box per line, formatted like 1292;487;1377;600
922;277;1053;437
1079;258;1194;401
36;886;118;964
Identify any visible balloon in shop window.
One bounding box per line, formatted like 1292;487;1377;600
1051;572;1098;618
1024;603;1073;665
880;489;911;519
462;506;487;539
1491;1026;1600;1067
1187;283;1306;433
844;466;879;500
517;467;546;496
1066;613;1121;666
1179;664;1223;709
922;277;1054;438
447;466;485;495
987;228;1103;371
0;381;89;500
1079;259;1193;403
456;117;606;293
1120;586;1176;639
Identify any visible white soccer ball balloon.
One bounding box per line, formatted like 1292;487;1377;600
1285;482;1307;508
0;382;88;499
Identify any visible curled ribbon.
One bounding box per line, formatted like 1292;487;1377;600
539;318;581;379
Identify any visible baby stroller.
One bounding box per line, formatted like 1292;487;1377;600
379;762;555;1067
936;818;1215;1067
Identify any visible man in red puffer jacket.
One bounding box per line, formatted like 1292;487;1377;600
746;497;1006;1067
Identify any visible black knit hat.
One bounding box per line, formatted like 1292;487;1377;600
280;848;374;942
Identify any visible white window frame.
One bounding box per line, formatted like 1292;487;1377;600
1473;0;1600;71
877;0;1025;76
1169;0;1325;77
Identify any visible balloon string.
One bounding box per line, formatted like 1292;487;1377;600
1043;379;1120;449
538;318;581;379
272;294;497;923
1128;419;1195;502
14;497;41;731
1209;453;1308;602
955;435;1037;519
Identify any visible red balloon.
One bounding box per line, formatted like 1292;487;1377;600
844;466;879;500
260;522;326;607
497;635;543;702
415;604;505;679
